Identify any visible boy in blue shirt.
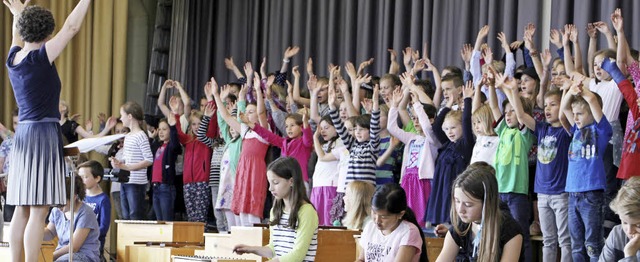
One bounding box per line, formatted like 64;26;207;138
561;74;613;261
78;160;111;261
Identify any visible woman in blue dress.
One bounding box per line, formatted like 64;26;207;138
3;0;93;261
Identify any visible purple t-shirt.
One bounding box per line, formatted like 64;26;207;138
534;122;571;194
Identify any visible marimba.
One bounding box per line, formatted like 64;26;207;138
172;255;254;262
116;220;205;262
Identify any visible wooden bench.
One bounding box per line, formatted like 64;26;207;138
116;220;205;262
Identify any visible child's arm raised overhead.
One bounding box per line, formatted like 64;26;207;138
601;57;640;120
396;73;415;126
558;88;572;133
402;47;414;73
611;8;634;75
560;79;577;128
568;24;585;76
497;32;516;77
388;49;400;75
346;61;368;116
486;68;503;121
387;88;418;145
280;46;300;73
336;78;359;117
563;24;578;77
45;0;92;63
461;81;476;144
308;77;322;125
196;101;216;147
157;80;175;118
594;20;617;51
171;80;192;119
329;77;354;148
369;85;382;150
301;112;314;147
211;77;242;134
292;66;311;106
578;75;605;123
253;75;269;129
471;25;490;86
587;23;598;77
499;74;536;131
424;56;442;108
4;0;29;48
224;57;244;79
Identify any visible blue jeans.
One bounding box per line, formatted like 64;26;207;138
120;183;147;220
569;190;604;262
500;193;531;262
153;183;176;221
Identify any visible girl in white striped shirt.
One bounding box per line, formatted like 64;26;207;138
233;157;318;261
110;101;153;220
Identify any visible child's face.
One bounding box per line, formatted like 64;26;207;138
472;116;488;136
371;208;403;232
572;104;595;128
267;170;292;200
453;187;483;224
552;64;566;79
319;120;337;141
442;81;462;104
354;125;370;142
245;104;259;124
200;98;208;112
519;75;536;99
12;116;18;132
119;108;131;128
442;118;463;142
409;110;423;135
79;167;100;191
285;118;302;139
229;127;239;139
345;121;355;137
544;95;561;124
317;85;329;104
339;102;349;121
379;79;395;103
504;103;518;128
189;116;201;135
593;54;612;81
619;213;640;240
59;102;68;116
157;121;170;142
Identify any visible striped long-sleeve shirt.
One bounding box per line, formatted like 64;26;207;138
268;203;318;262
195;115;225;187
123;131;153;184
330;109;381;185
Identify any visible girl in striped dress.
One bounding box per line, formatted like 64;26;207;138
233;157;318;261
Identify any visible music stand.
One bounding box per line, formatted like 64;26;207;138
63;147;80;262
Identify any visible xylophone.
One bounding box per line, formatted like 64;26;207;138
172;255;254;262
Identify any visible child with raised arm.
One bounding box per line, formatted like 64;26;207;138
227;75;271;226
387;77;439;227
233;157;318;261
561;73;613;261
427;80;475;230
490;72;536;262
3;0;93;259
148;115;181;221
208;79;244;229
78;160;112;261
504;74;573;262
329;80;381;186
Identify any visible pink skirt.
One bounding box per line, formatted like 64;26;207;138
310;186;338;226
401;167;430;226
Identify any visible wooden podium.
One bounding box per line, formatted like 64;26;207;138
116;220;205;262
315;228;360;261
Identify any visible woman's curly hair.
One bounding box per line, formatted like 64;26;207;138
18;6;55;43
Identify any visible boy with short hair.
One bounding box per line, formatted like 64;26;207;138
78;160;111;261
561;74;613;261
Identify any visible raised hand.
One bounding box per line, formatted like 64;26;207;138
243;62;254;79
358;58;374;75
412;59;426;73
307;75;318;92
477;25;490;41
423;56;436;72
204;81;213;101
524;23;536;37
162;79;175;90
260;57;267;79
391;88;403;107
412;49;420;63
587;23;597;39
462;80;474;99
97;112;107;126
482;46;494;65
510;40;523;50
541;49;552;68
283;46;300;59
3;0;30;16
569;24;579;43
292;65;300;79
354;74;371;88
224;57;236;70
550;29;562;48
85;119;93;132
345;61;357;79
593;21;610;34
327;78;337;109
388;49;398;62
460;43;473;64
611;8;623;32
336;78;349;95
497;32;510;51
266;75;275;89
204;103;216;117
402;47;413;66
361;98;373;114
562;24;572;46
306;57;314;76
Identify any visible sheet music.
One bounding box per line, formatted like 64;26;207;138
64;134;125;153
